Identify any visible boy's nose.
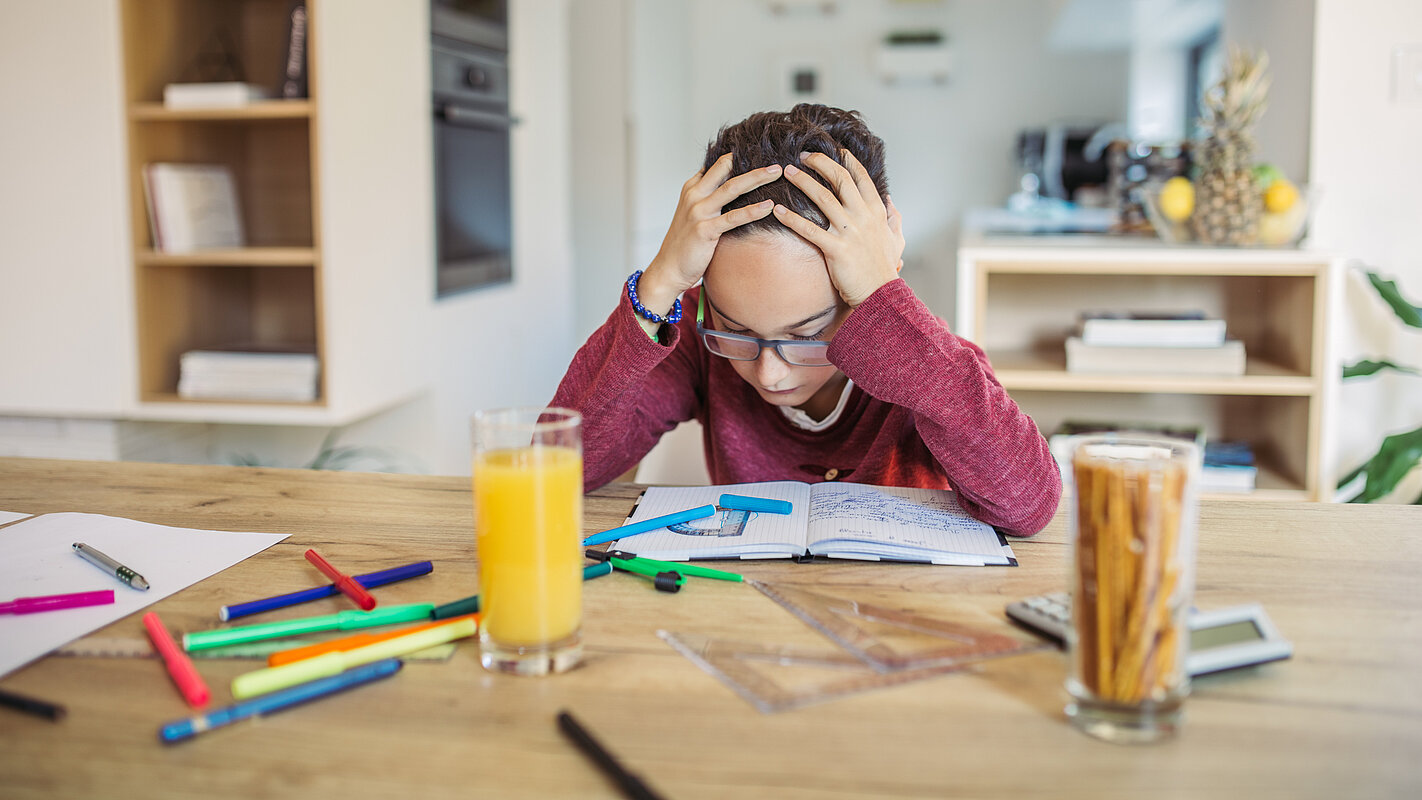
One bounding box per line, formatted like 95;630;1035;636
754;347;791;386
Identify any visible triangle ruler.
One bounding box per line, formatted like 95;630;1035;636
748;580;1044;672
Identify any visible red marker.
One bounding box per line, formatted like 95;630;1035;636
143;611;210;708
304;549;378;611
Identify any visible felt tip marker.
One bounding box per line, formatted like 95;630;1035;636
0;687;66;722
582;505;717;547
183;603;436;652
220;561;432;621
0;589;115;615
143;611;211;708
718;494;793;515
304;549;377;611
160;658;403;744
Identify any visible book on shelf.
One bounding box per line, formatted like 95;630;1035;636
280;1;309;99
1079;311;1227;348
1065;336;1245;376
142;163;245;253
162;82;269;108
609;481;1017;566
178;345;318;402
1201;440;1258;493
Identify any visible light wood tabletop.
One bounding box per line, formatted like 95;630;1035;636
0;457;1418;799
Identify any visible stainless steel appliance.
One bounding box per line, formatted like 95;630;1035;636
431;0;512;297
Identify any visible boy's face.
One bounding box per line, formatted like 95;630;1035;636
701;231;850;415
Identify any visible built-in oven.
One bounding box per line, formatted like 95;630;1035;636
431;1;512;297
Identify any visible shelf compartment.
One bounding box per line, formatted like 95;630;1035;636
136;264;321;403
128;117;314;249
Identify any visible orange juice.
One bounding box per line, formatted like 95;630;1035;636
473;445;583;646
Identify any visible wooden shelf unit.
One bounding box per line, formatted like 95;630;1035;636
121;0;324;410
957;241;1341;501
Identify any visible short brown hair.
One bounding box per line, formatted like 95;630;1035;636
702;103;889;238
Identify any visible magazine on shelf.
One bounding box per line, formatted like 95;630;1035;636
1065;337;1245;376
1079;311;1227;348
142;163;245;253
608;481;1016;566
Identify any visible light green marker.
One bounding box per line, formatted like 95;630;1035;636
183;603;435;652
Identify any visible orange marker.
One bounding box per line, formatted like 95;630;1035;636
266;614;480;667
143;611;210;708
304;549;377;611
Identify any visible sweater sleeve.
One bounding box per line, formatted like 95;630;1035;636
827;279;1061;536
550;288;704;491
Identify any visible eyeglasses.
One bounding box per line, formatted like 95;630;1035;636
695;290;833;367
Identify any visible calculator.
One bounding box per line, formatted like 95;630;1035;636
1005;592;1293;677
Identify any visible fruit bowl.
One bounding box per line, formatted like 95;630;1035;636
1142;179;1313;247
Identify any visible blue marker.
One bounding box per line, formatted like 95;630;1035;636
718;494;793;515
581;505;717;547
220;562;434;621
158;658;403;744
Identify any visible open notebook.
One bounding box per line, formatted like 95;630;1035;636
612;481;1017;566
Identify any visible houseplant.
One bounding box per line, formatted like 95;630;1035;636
1338;270;1422;503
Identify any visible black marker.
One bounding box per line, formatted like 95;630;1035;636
556;710;666;800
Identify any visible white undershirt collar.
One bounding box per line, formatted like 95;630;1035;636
780;378;855;432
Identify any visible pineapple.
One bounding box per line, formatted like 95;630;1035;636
1192;46;1271;245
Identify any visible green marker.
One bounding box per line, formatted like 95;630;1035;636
182;603;435;652
615;553;742;582
608;557;685;587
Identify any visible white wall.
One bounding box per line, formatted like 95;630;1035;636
0;1;132;416
612;0;1130;329
1222;0;1315;182
1309;0;1422;495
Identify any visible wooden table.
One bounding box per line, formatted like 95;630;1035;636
1;458;1418;799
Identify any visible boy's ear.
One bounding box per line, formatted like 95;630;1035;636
896;259;904;273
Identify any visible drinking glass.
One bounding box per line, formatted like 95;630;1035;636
472;407;584;675
1064;434;1201;743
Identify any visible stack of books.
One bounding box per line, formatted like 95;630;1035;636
1065;311;1245;376
1201;440;1258;493
177;347;319;402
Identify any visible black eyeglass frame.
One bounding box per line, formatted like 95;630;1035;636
694;289;833;367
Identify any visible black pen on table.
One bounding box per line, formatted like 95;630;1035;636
0;687;66;721
557;710;667;800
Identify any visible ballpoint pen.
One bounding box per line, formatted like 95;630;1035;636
72;542;149;590
303;549;377;610
0;589;115;615
220;561;433;621
582;504;717;547
160;659;403;744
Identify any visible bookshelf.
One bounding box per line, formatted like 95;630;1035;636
118;0;428;425
957;238;1342;501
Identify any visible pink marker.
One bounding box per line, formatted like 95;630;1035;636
0;589;115;615
143;611;210;708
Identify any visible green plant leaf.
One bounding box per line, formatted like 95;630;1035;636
1366;271;1422;328
1342;359;1422;378
1345;425;1422;503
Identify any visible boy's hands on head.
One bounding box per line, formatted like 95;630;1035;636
775;149;905;308
638;154;784;320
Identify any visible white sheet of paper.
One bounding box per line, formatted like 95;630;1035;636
0;510;32;525
0;512;289;678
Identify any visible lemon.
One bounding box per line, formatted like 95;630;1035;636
1159;177;1195;222
1264;179;1298;213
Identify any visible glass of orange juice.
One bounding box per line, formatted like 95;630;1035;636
472;407;583;676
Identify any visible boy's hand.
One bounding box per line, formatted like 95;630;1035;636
774;149;905;308
637;154;783;317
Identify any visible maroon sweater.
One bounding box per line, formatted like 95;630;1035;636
551;279;1061;536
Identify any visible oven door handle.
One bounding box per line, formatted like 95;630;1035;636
439;104;516;130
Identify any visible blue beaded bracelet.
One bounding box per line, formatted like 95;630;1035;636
626;270;682;325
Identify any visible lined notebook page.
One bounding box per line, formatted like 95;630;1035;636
613;481;812;560
806;484;1007;561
